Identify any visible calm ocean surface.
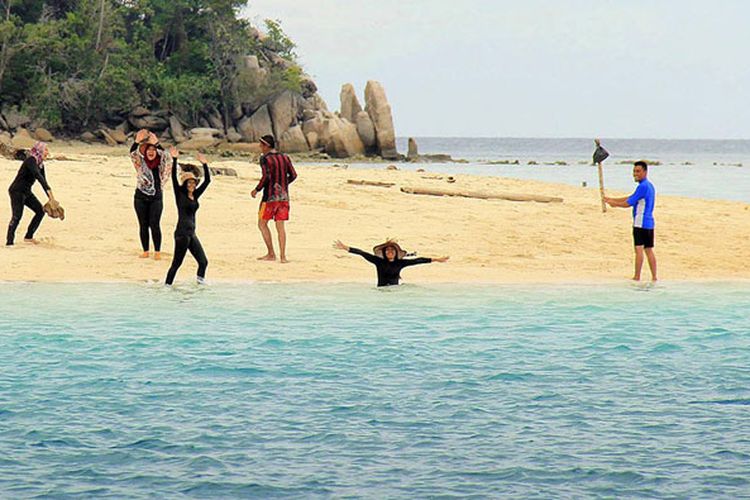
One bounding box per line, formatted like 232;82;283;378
379;137;750;202
1;282;749;498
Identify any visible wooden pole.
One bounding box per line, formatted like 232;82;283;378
400;186;563;203
597;161;607;213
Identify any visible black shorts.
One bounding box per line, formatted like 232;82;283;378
633;227;655;248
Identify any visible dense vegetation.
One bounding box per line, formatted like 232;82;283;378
0;0;302;132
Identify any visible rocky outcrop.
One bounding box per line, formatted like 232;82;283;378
128;109;168;130
4;107;31;130
320;116;364;158
237;104;274;142
355;111;376;150
268;90;300;139
279;125;309;153
407;137;418;160
365;80;398;159
169;116;186;142
340;84;362;123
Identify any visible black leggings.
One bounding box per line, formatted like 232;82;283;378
165;234;208;285
134;192;163;252
6;190;44;245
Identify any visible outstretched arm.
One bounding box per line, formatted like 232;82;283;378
604;197;631;208
334;240;380;264
169;146;180;194
399;257;434;268
195;153;211;198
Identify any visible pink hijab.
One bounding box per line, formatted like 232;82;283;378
29;141;48;166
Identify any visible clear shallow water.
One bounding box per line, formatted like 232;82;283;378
1;282;749;498
378;137;750;202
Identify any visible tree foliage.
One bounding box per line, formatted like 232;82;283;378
0;0;303;132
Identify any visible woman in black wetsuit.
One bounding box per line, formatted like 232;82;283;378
130;129;171;260
6;141;56;246
165;147;211;285
333;239;449;286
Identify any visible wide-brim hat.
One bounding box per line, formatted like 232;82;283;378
373;239;407;259
180;172;198;186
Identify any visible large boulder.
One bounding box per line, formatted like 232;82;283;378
321;116;365;158
34;128;54;142
226;128;242;143
109;128;128;144
80;131;96;143
355;111;376;150
206;110;224;131
178;137;221;150
11;128;36;149
129;113;168;130
407;137;419;160
189;127;222;138
130;105;150;117
268;90;301;138
4;108;31;130
237;104;274;143
98;129;117;146
169;116;186;142
364;80;398;159
279;125;309;153
339;83;362;123
0;115;8;130
306;131;319;150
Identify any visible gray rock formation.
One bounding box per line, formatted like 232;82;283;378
364;80;398;159
279;125;309;153
268;90;300;138
169;116;186;142
407;137;418;160
355;111;376;150
129;113;168;130
339;83;362;123
237;104;274;143
4;108;31;130
321;116;365;158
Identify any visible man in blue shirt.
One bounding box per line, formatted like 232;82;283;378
604;161;657;281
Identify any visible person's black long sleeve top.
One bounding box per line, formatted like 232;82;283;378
349;247;432;286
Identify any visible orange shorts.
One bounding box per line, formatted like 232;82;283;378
259;201;289;221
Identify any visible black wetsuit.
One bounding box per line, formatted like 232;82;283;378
131;143;164;252
349;247;432;286
165;158;211;285
6;156;50;245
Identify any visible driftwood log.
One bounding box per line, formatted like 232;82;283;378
400;186;563;203
347;179;396;188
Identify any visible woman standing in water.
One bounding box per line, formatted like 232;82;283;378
165;147;211;285
130;129;171;260
6;141;56;246
333;239;449;286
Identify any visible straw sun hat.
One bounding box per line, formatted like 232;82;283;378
373;239;407;259
180;172;198;186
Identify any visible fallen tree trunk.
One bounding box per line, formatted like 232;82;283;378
347;179;396;188
400;186;563;203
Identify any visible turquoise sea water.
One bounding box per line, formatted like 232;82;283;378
1;282;749;498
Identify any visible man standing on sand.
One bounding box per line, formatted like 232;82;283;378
251;135;297;263
604;161;657;281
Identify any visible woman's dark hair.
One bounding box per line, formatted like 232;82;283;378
634;160;648;170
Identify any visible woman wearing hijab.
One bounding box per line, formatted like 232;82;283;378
130;129;172;259
165;147;211;286
6;141;56;246
333;239;449;286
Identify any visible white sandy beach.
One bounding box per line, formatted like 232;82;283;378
1;143;749;284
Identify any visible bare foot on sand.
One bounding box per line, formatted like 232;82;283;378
257;254;276;261
280;258;289;264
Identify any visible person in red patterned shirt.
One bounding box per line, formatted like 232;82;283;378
251;135;297;263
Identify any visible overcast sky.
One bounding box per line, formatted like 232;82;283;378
241;1;749;139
